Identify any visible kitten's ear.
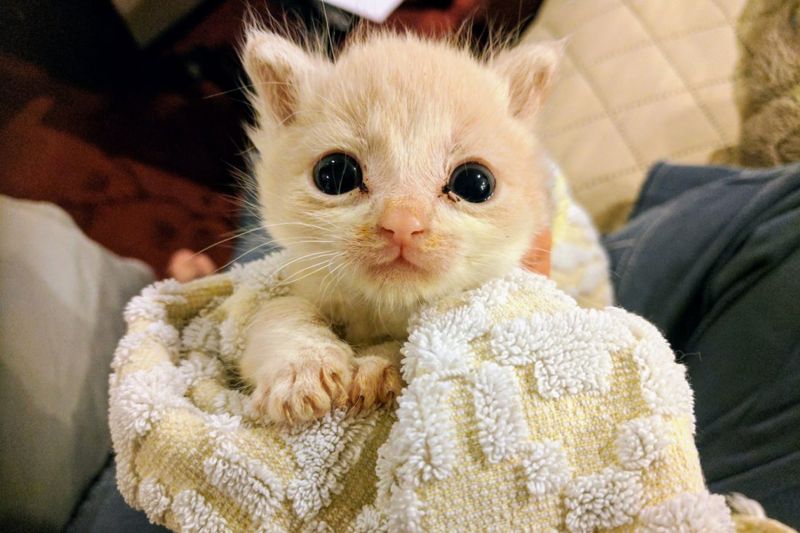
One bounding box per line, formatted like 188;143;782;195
492;40;563;120
242;30;323;125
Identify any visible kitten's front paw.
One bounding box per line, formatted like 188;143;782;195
251;347;353;425
348;356;402;416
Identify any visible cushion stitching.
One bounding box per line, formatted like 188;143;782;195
708;0;736;24
543;76;734;138
541;3;625;35
652;19;734;41
541;20;648;169
571;140;733;193
622;0;729;144
572;165;643;193
564;20;734;69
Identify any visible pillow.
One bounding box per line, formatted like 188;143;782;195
524;0;744;231
0;195;154;530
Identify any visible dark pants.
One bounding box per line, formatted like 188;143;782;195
69;163;800;530
604;162;800;525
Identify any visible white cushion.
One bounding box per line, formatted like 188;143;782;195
0;195;154;529
525;0;745;231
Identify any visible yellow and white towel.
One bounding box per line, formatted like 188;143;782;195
109;252;739;532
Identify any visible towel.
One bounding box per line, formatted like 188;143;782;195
108;254;738;532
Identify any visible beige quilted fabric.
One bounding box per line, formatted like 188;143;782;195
524;0;746;231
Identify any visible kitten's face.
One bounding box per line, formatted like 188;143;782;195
245;32;557;307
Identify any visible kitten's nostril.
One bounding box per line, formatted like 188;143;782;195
379;208;426;245
380;225;424;245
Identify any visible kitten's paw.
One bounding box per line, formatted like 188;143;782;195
251;347;353;425
348;356;402;416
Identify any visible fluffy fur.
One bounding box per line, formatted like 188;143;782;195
239;27;559;424
711;0;800;166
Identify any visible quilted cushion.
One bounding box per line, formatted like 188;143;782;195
524;0;745;231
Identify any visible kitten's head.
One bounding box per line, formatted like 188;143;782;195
243;29;558;308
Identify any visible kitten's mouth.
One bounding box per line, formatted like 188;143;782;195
388;255;420;268
369;248;428;275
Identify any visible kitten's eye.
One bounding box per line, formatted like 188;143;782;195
447;162;495;203
313;153;363;195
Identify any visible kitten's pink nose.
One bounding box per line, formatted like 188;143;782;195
379;207;426;246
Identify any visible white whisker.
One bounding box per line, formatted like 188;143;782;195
279;253;342;285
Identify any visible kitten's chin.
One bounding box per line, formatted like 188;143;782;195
361;255;450;297
342;253;516;311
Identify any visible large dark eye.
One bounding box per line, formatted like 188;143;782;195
446;162;495;203
313;153;363;195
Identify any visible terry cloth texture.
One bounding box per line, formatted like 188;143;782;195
604;162;800;527
547;160;614;309
109;253;737;532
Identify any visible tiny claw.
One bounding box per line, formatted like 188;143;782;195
348;395;365;417
319;369;333;396
282;404;295;425
302;397;315;415
348;385;360;406
332;372;345;391
332;393;347;409
385;391;396;407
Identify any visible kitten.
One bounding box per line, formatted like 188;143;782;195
240;28;558;424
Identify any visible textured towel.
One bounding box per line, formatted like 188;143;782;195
108;251;742;531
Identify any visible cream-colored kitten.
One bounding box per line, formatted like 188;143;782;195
240;28;558;424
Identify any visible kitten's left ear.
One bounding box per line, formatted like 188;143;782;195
492;40;563;120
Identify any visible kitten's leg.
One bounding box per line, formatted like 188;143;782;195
241;296;354;424
349;341;403;416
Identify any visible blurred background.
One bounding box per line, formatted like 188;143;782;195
3;1;799;531
0;0;542;277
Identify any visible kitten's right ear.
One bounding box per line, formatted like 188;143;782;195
491;40;563;121
242;30;321;125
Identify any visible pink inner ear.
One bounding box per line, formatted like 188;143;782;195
243;32;317;125
498;42;560;119
251;60;298;124
508;66;549;119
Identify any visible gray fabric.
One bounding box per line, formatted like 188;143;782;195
233;184;276;264
604;162;800;527
0;196;154;531
66;462;168;533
